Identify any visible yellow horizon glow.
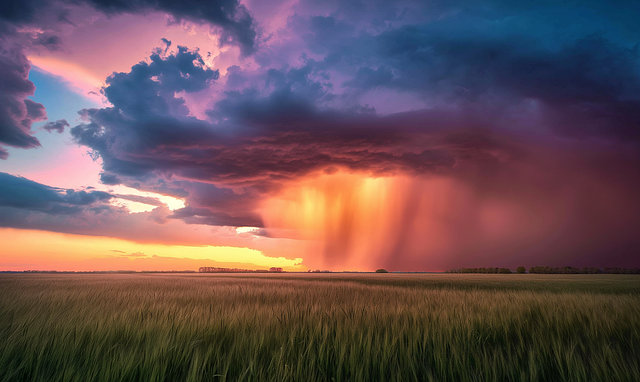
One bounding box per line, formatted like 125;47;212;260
0;228;304;272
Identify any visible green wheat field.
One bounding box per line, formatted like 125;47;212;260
0;273;639;381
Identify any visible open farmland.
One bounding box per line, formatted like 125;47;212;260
0;273;639;382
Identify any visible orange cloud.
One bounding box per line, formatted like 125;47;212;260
261;172;470;271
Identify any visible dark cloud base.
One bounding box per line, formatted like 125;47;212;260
0;172;112;215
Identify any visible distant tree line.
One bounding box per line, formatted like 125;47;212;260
528;266;640;274
446;267;513;274
22;270;139;273
199;267;283;273
445;266;640;274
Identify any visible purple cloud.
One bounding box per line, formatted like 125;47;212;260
42;119;69;133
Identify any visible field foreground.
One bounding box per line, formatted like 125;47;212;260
0;273;639;382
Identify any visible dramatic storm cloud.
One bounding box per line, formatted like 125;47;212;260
1;0;639;270
0;0;256;158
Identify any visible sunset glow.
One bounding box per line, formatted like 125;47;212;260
0;228;304;271
262;173;462;270
108;185;186;213
1;0;639;272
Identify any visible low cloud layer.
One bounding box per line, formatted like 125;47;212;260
0;172;112;214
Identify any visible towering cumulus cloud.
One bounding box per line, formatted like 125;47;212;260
2;0;640;269
0;0;256;158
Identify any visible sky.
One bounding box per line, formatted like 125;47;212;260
1;0;639;272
